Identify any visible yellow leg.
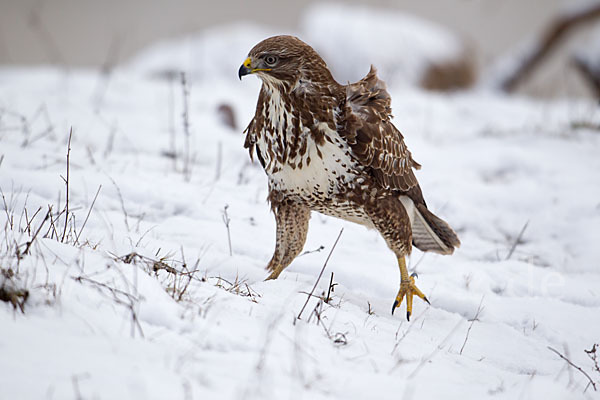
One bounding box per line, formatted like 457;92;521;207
392;257;430;320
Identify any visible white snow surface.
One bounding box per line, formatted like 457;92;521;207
2;22;600;400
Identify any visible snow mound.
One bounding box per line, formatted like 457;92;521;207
301;3;467;86
127;4;470;90
126;23;281;80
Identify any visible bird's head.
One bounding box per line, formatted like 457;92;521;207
238;35;333;89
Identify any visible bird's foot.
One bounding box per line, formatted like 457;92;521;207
391;273;430;321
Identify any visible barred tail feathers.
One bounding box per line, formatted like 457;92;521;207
400;196;460;255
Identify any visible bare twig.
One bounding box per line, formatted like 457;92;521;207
73;275;144;338
307;298;323;323
103;124;116;159
297;228;343;320
22;208;51;256
108;177;129;231
222;205;232;256
1;189;13;230
325;272;335;304
408;319;463;379
585;344;600;375
61;128;72;242
584;344;600;392
24;206;42;236
45;205;59;240
297;291;324;300
390;308;430;359
548;345;597;392
75;185;102;245
180;72;191;181
506;220;529;260
167;75;176;166
71;373;88;400
367;301;375;315
500;4;600;92
459;296;485;355
211;275;261;301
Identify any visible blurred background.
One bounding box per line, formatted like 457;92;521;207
1;0;599;99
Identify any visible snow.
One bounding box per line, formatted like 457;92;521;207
2;14;600;400
301;3;465;86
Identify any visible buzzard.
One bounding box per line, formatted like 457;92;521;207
239;36;460;320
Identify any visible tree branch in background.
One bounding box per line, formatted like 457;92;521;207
501;4;600;92
572;55;600;99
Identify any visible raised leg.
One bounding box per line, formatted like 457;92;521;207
265;200;311;280
364;195;430;321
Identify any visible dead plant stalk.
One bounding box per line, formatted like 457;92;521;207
180;72;191;181
459;296;484;355
222;205;232;256
61;128;72;242
75;185;102;244
548;346;597;392
297;228;343;320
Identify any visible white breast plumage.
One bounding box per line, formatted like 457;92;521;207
270;130;356;197
255;88;359;201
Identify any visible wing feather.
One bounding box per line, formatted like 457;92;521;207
342;66;421;194
244;88;266;168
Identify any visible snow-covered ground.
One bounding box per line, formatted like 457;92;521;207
2;16;600;400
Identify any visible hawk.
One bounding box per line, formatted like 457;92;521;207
239;35;460;320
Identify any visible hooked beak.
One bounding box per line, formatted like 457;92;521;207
238;56;272;80
238;57;252;80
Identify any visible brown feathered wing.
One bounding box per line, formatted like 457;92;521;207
341;66;460;254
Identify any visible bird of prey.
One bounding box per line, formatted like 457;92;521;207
239;35;460;320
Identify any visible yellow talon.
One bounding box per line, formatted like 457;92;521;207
391;259;430;320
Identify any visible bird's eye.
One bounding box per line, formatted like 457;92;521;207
264;55;278;66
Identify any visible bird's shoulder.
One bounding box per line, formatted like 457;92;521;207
338;66;423;195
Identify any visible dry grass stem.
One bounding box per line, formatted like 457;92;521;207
506;220;529;260
222;205;232;256
75;185;102;244
459;296;485;355
22;208;51;256
61;128;72;242
548;345;597;392
180;72;191;181
297;228;343;320
73;275;144;338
